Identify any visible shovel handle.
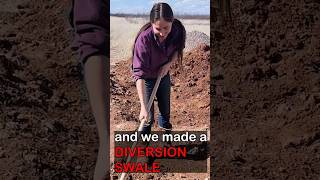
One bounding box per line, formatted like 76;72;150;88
119;76;162;180
146;76;161;113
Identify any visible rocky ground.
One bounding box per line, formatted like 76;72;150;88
211;0;320;179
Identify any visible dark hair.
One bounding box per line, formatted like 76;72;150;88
150;2;174;23
132;3;186;67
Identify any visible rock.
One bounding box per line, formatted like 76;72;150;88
24;154;36;162
197;101;210;108
276;103;290;115
146;174;154;179
44;122;55;131
6;122;19;130
0;150;5;158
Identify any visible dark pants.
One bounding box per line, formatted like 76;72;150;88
142;74;171;134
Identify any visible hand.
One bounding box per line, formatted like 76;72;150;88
158;62;171;78
139;106;149;122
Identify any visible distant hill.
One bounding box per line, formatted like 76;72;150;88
110;13;210;20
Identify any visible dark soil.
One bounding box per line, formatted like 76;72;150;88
211;0;320;179
0;0;99;179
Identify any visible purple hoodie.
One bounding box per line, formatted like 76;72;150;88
72;0;108;63
132;22;182;81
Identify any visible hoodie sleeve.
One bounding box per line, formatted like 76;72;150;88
132;34;151;81
72;0;108;64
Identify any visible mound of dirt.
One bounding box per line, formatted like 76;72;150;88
211;0;320;179
185;31;210;52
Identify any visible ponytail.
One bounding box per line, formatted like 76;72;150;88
172;18;186;68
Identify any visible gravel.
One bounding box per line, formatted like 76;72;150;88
185;31;210;52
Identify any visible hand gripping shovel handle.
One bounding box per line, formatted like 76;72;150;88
119;76;162;180
138;76;161;130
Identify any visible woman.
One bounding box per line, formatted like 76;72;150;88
132;3;186;134
71;0;109;179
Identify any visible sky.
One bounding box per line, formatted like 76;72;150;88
110;0;210;15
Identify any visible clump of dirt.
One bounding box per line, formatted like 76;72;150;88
211;0;320;179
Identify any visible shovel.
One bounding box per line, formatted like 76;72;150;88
119;76;162;180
